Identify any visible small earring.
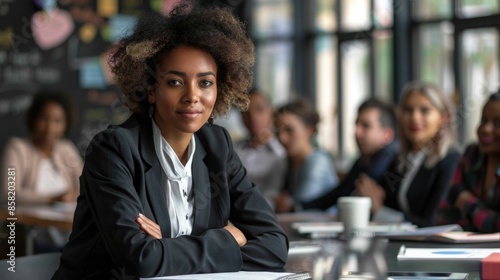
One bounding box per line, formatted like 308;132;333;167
148;103;154;118
208;115;214;125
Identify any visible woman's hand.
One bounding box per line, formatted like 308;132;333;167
455;190;475;211
49;191;76;203
273;191;294;213
136;213;162;239
355;173;386;213
224;221;247;247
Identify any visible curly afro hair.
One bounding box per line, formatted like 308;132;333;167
109;3;255;118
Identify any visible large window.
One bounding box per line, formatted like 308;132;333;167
250;0;394;169
413;0;500;146
248;0;500;167
460;28;499;143
251;0;294;106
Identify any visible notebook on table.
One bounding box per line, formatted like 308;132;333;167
397;247;500;261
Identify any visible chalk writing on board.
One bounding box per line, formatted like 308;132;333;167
0;93;32;115
2;50;62;84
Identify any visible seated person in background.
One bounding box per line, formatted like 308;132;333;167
437;92;500;233
356;81;459;227
235;89;287;206
52;5;288;279
1;90;82;205
273;98;339;213
1;90;83;253
302;98;399;210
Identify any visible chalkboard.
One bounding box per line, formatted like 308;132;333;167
0;0;152;157
0;0;247;157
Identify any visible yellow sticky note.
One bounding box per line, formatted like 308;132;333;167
0;27;13;48
80;23;97;43
98;0;118;18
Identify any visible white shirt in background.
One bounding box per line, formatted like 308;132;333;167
235;137;287;205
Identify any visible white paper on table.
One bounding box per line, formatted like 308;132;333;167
140;271;298;280
291;221;416;235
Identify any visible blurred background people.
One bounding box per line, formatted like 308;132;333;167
438;92;500;233
2;90;82;204
1;90;83;252
356;81;459;227
302;98;399;211
273;98;338;213
235;89;287;206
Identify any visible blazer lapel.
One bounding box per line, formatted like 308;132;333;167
191;134;210;235
139;116;172;237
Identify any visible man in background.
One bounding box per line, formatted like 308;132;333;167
302;98;399;211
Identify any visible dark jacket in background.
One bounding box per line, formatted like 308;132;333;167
302;141;399;210
381;149;460;227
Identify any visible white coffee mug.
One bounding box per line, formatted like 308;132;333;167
338;196;372;235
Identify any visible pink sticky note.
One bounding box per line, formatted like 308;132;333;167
32;9;74;50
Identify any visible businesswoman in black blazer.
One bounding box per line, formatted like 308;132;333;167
52;4;288;279
356;81;460;227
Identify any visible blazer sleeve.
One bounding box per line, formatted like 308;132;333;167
302;143;399;211
218;128;289;271
80;128;248;277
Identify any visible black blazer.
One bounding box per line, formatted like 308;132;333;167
52;114;288;279
380;149;460;227
302;141;399;210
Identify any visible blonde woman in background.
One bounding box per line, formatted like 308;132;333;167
356;81;459;227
